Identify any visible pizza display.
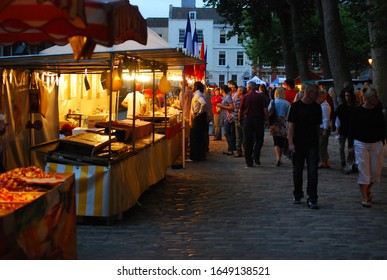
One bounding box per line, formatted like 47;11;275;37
0;166;63;191
0;166;62;215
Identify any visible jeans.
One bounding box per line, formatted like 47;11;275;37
242;116;264;166
224;120;236;152
235;120;244;155
292;145;319;202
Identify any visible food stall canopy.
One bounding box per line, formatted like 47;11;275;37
0;27;205;73
0;0;148;60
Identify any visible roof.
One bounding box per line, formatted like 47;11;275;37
0;28;204;74
146;18;169;28
0;48;204;74
170;7;224;24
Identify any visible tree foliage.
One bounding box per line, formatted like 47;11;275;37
204;0;373;78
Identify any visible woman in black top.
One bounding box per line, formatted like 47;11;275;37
336;89;356;167
348;87;386;207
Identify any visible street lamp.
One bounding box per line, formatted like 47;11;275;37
226;64;230;82
368;57;373;80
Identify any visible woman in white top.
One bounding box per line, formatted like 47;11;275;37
318;89;331;168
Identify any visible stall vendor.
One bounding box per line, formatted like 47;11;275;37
121;83;146;118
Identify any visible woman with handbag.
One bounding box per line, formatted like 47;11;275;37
268;87;290;166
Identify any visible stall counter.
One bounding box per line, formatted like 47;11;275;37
45;135;168;218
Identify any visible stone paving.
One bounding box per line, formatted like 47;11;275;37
76;131;387;260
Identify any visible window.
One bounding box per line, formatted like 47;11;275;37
189;11;196;20
219;74;225;86
262;75;271;83
220;29;226;44
237;35;243;45
179;29;185;44
218;51;226;65
237;52;244;66
262;62;271;68
231;75;238;83
312;52;321;70
197;29;203;43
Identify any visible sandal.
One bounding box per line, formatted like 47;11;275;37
361;199;371;208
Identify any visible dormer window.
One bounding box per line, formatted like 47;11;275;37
189;11;196;20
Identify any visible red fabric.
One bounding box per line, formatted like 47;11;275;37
211;94;222;114
0;0;147;59
285;89;298;105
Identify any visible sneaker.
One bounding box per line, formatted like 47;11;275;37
293;198;302;204
307;199;319;209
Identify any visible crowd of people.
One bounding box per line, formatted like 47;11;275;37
181;78;386;210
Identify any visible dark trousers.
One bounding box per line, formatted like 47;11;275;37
224;120;236;152
242;116;264;166
190;113;207;161
292;145;319;202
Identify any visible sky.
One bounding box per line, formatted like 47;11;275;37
130;0;205;19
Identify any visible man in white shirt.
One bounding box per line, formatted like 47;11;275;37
121;83;146;118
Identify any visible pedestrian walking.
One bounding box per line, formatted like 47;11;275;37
336;88;356;169
288;84;322;209
268;87;290;166
238;81;268;167
348;87;386;207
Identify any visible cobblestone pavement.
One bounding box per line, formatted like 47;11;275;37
76;131;387;260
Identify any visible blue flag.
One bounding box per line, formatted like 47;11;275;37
183;14;192;53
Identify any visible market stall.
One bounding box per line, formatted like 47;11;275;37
0;31;204;219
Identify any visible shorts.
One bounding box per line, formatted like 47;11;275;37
354;140;383;185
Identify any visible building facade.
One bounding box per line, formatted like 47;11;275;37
147;1;252;87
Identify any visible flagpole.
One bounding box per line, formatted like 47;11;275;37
182;69;186;168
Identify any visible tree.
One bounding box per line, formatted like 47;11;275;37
321;0;353;96
366;0;387;131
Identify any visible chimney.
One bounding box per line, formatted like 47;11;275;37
181;0;195;8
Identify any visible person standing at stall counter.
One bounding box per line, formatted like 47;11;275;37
188;81;207;162
121;83;146;118
288;84;322;209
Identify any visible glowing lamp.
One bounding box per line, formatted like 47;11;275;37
158;75;171;94
105;69;123;91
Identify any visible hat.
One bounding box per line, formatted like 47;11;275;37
143;88;153;97
363;87;377;99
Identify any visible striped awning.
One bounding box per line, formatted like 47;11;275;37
0;0;148;60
